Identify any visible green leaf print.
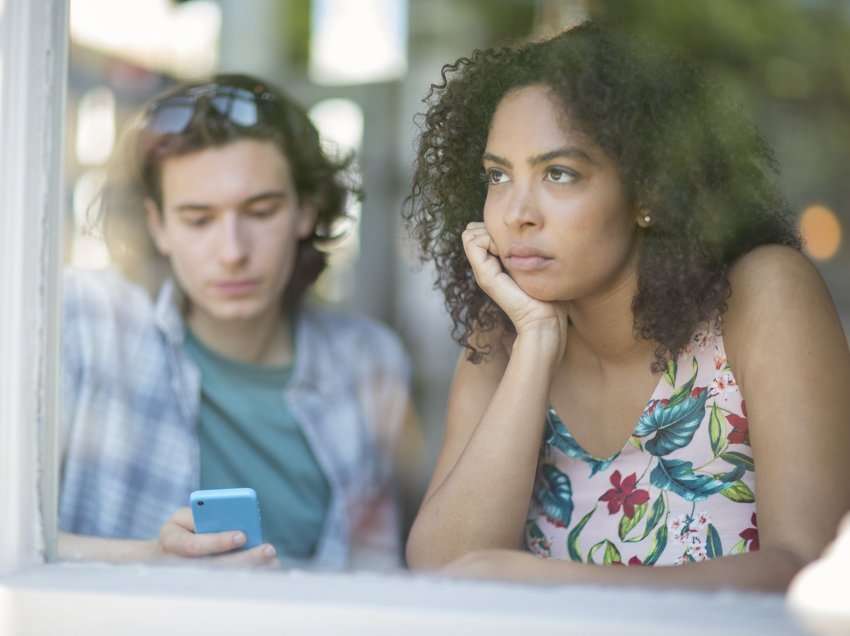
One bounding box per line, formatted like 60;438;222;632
587;540;605;564
588;540;623;565
625;493;667;543
720;480;755;503
720;451;755;472
643;523;669;566
634;387;711;456
618;502;648;541
545;412;617;477
534;464;574;528
664;359;677;387
730;538;748;555
709;404;725;456
567;507;596;562
714;465;746;484
650;458;730;501
525;520;552;558
604;541;622;565
667;358;698;407
706;524;723;559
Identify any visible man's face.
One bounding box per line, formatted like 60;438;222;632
146;139;315;325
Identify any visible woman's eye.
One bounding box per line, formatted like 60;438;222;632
545;167;577;184
485;169;509;186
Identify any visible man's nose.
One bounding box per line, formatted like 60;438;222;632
218;212;249;266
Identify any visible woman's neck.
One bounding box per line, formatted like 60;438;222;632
186;304;293;367
566;253;654;369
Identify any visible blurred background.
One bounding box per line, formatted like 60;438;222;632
64;0;850;534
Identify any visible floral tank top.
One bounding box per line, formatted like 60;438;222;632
525;321;759;566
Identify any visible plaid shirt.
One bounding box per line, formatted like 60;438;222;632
59;269;411;569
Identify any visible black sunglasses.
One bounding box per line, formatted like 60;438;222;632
144;83;277;135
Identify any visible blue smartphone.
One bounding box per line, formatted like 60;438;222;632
189;488;263;550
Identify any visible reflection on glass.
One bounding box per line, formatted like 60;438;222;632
310;0;407;85
75;87;115;165
70;0;221;78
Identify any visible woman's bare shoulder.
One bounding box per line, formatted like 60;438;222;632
724;243;846;381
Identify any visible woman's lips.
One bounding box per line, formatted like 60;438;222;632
504;255;553;271
503;247;554;272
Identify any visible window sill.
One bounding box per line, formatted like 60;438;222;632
1;562;802;635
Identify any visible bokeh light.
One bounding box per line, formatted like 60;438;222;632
800;204;842;261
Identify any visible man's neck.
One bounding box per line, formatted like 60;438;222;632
187;305;293;367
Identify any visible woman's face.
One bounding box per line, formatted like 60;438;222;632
146;139;315;325
482;84;640;304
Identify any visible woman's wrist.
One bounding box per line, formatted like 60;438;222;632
512;326;564;368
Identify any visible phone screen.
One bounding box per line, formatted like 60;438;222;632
190;487;264;549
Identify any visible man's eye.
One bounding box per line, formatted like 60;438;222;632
248;206;278;218
485;169;509;185
184;216;211;227
546;167;577;184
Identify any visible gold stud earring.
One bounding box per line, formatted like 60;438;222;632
643;214;652;225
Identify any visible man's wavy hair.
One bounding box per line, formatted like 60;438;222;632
404;22;800;370
98;73;357;308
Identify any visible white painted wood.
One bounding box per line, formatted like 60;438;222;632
0;563;805;636
0;0;68;573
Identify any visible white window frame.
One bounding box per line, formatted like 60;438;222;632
0;0;66;573
0;1;800;633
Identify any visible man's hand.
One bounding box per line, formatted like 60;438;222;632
156;507;279;567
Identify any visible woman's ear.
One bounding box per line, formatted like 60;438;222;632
144;198;171;256
635;209;653;228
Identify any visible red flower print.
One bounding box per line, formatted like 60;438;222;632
739;513;759;551
727;400;749;445
599;471;650;518
612;556;643;567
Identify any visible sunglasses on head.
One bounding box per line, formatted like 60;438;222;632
143;82;277;135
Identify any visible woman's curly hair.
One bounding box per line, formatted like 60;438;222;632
404;22;800;370
98;73;358;307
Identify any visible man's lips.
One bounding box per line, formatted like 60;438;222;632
211;279;260;295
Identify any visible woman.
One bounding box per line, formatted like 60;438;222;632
59;74;412;570
404;23;850;590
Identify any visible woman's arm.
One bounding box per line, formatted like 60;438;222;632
443;546;802;592
405;331;560;569
406;223;568;569
723;246;850;568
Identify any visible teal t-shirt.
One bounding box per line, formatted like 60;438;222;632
184;328;331;561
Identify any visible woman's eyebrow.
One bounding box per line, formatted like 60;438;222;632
530;146;596;165
482;147;597;167
482;151;511;167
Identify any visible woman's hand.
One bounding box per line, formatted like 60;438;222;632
441;549;555;583
153;507;279;568
462;222;568;361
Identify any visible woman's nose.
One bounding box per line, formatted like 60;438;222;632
503;184;542;230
